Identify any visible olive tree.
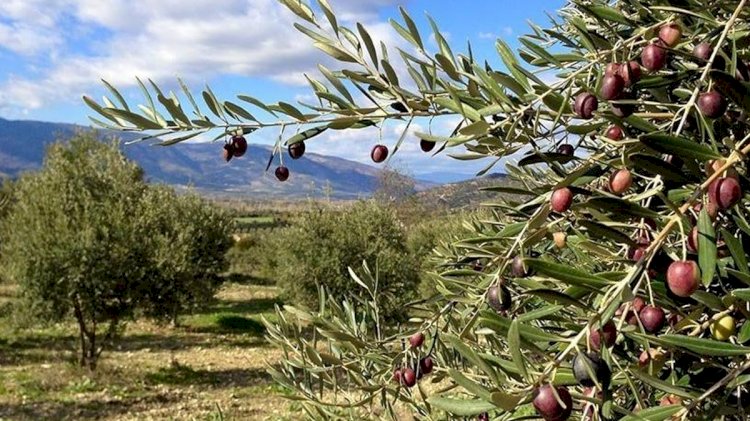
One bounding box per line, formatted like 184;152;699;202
274;201;419;321
87;0;750;419
1;135;233;369
1;134;150;370
138;186;234;326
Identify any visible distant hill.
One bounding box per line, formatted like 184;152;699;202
0;117;434;199
415;173;519;210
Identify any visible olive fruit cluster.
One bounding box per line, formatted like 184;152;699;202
223;135;248;162
392;332;434;388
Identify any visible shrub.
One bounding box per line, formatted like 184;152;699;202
275;201;419;320
226;226;287;284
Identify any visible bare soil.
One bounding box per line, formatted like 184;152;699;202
0;283;299;420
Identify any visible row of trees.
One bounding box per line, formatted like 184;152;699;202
0;134;233;370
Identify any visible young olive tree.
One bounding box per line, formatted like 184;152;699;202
138;186;234;326
87;0;750;419
1;134;150;370
274;201;419;321
1;135;233;369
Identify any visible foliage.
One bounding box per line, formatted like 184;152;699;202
226;214;292;284
407;211;475;298
1;134;232;369
137;186;234;325
87;0;750;419
274;201;419;320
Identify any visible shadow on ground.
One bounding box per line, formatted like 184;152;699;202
0;392;183;421
0;330;269;366
224;273;277;286
145;363;274;389
188;315;267;336
194;296;281;316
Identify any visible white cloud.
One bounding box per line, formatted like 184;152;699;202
0;22;62;55
0;0;410;112
0;0;500;176
478;27;513;40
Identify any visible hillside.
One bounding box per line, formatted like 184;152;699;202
0;117;429;199
415;173;519;210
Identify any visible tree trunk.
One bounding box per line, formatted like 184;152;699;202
170;302;180;328
73;295;99;371
72;297;89;368
87;318;97;371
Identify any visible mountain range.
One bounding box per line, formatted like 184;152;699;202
0;117;441;199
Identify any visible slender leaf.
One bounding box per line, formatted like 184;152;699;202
447;369;492;401
698;208;717;287
639;133;720;162
426;397;495;416
526;259;612;289
104;108;163;130
508;319;527;380
631;333;750;356
711;70;750;113
357;23;378;68
620;405;682;421
722;229;749;274
286;126;328;145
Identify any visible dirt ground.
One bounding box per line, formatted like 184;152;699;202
0;283;300;420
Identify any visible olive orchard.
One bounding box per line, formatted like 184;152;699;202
85;0;750;419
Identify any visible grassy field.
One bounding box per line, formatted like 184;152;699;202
0;282;298;420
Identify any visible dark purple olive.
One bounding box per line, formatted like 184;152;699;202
619;61;642;87
533;385;573;421
371;144;389;163
574;93;598;119
401;368;416;387
693;43;713;61
275;166;290;182
419;357;434;376
605;126;624;141
420;139;436;153
698;91;728;119
600;74;625;101
511;255;532;277
708;177;742;209
605;63;621;76
288;141;306;159
658;23;682;48
640;305;666;333
231;135;247;158
557;144;574;156
573;352;611;389
223;143;235;162
641;43;667;72
487;285;512;312
611;92;636;118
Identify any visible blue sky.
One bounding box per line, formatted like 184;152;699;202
0;0;565;177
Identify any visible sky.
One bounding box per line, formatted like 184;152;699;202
0;0;565;178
